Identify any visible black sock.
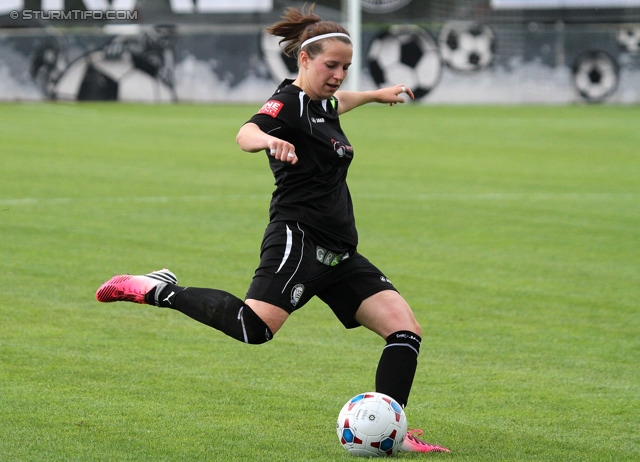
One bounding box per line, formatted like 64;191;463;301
375;330;422;408
150;284;272;344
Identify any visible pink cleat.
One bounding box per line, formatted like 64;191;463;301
401;428;450;453
96;269;177;304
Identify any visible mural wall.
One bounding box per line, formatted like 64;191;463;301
1;0;639;104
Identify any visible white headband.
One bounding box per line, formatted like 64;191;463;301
300;32;351;50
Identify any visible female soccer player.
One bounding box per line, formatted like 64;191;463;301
96;4;449;453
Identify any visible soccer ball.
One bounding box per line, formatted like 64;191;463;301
367;25;442;100
336;392;407;457
48;30;176;102
617;25;640;53
571;50;619;102
53;51;175;102
438;21;496;72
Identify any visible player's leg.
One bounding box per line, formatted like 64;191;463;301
318;257;421;408
355;291;450;453
95;222;303;344
355;289;421;408
95;269;279;344
154;285;282;344
319;253;450;454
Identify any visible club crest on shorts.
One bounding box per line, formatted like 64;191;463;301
290;284;305;307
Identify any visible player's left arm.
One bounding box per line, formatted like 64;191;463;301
335;84;414;115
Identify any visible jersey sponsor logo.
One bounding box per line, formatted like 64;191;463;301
311;117;325;123
258;100;284;118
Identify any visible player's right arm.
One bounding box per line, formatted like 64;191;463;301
236;122;298;164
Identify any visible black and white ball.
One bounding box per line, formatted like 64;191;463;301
367;25;442;100
47;29;176;102
617;25;640;53
51;50;174;102
438;21;496;72
572;50;619;102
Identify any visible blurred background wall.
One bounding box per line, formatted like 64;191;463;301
1;0;639;103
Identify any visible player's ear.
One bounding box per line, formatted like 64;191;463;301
299;50;310;70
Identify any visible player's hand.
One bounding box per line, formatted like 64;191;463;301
268;140;298;165
381;84;415;106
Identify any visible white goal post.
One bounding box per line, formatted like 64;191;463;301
342;0;362;91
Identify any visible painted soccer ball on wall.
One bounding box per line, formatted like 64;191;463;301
438;20;496;72
367;24;442;100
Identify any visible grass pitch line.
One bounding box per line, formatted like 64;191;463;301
0;194;272;207
1;192;637;208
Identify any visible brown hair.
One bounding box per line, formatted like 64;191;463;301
266;3;350;59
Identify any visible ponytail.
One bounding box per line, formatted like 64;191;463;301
266;3;350;59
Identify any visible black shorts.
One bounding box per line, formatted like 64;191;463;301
245;221;398;329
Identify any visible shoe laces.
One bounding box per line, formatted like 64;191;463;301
406;428;435;447
406;428;425;441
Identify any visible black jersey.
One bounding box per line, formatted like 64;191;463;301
247;80;357;252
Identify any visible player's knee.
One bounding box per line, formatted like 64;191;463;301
401;303;422;337
393;308;422;337
239;305;274;345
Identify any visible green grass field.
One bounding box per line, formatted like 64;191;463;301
1;102;638;461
